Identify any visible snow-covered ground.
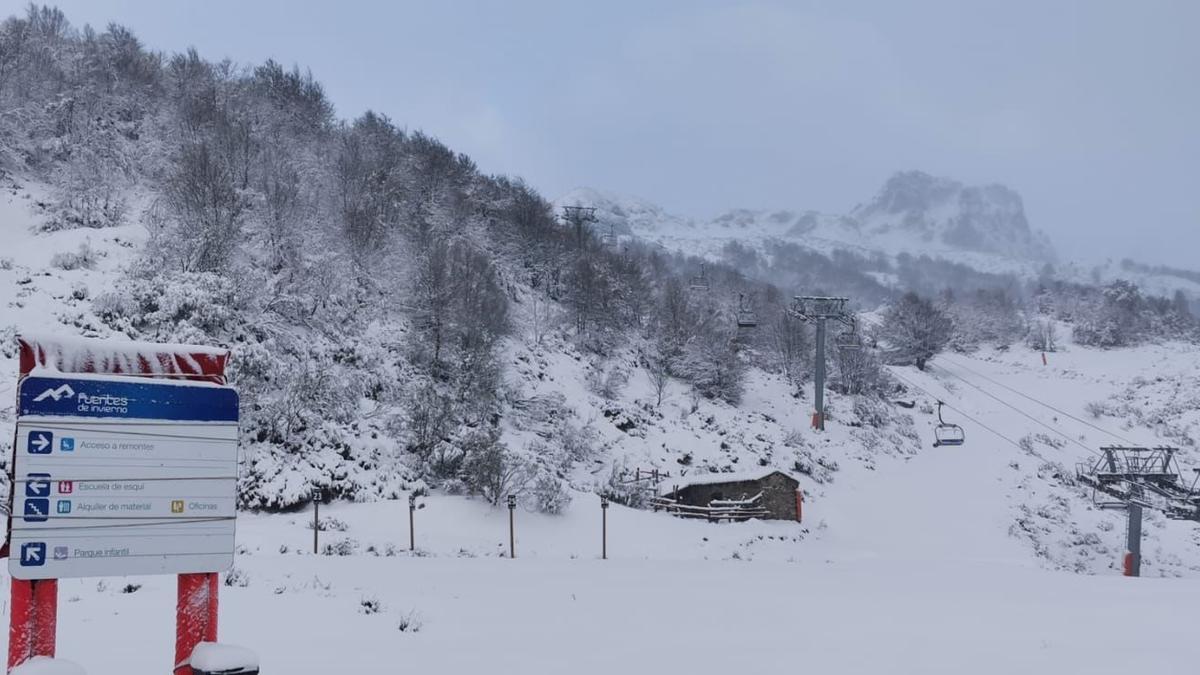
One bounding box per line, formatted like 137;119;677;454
25;497;1200;674
5;178;1200;672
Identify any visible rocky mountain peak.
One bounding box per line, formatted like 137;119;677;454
851;171;1055;261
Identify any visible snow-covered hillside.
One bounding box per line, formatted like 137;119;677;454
5;174;1200;576
6;173;1200;671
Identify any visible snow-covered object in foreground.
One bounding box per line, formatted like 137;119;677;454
18;334;229;383
10;656;86;675
189;643;260;674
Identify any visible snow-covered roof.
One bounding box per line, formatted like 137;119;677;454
658;469;795;495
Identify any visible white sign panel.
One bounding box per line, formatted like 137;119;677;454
10;374;239;579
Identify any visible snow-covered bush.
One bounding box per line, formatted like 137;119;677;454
321;538;359;556
1027;319;1058;352
460;431;532;505
530;473;572;514
852;396;889;428
587;362;628;401
833;345;890;396
49;243;97;270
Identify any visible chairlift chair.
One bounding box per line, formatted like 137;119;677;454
601;224;616;248
689;264;711;292
834;316;862;350
736;293;758;328
835;331;862;351
932;401;965;447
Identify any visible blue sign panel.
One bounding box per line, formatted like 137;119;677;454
27;431;52;454
20;543;46;567
25;473;51;497
19;376;238;422
23;499;49;522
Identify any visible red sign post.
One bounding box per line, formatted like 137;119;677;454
9;336;231;674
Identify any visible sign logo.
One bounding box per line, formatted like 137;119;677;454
171;500;185;514
58;481;74;494
27;431;52;454
23;499;49;522
56;500;71;515
25;473;51;498
52;546;69;561
20;543;46;567
60;437;75;452
32;384;75;402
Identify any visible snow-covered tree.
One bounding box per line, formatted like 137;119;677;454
879;292;953;370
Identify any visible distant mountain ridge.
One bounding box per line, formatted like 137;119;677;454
557;170;1057;267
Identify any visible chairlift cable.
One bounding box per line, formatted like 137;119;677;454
886;367;1026;451
933;361;1102;457
939;354;1137;446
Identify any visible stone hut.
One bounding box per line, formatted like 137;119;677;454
658;470;801;521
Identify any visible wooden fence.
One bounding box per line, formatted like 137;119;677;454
650;492;768;522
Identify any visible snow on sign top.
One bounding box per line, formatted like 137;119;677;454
189;642;260;671
17;334;230;384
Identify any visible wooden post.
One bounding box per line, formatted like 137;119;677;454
795;488;804;523
8;579;57;670
507;494;516;558
174;573;217;675
601;495;609;560
408;493;416;552
312;489;320;555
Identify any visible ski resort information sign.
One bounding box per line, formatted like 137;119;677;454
10;374;239;579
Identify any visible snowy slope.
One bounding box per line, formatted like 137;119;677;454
5;177;1200;671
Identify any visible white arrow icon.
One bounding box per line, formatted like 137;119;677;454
23;546;42;564
31;435;49;452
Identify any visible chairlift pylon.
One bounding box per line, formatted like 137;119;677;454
932;401;965;447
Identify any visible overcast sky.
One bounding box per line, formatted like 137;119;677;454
17;0;1200;267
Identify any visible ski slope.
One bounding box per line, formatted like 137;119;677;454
20;496;1200;674
3;177;1200;671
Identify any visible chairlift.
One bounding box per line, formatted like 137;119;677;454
834;316;862;350
835;330;862;351
736;293;758;328
601;224;616;248
932;401;965;448
689;264;710;292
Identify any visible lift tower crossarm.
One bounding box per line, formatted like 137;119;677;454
1076;445;1200;576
